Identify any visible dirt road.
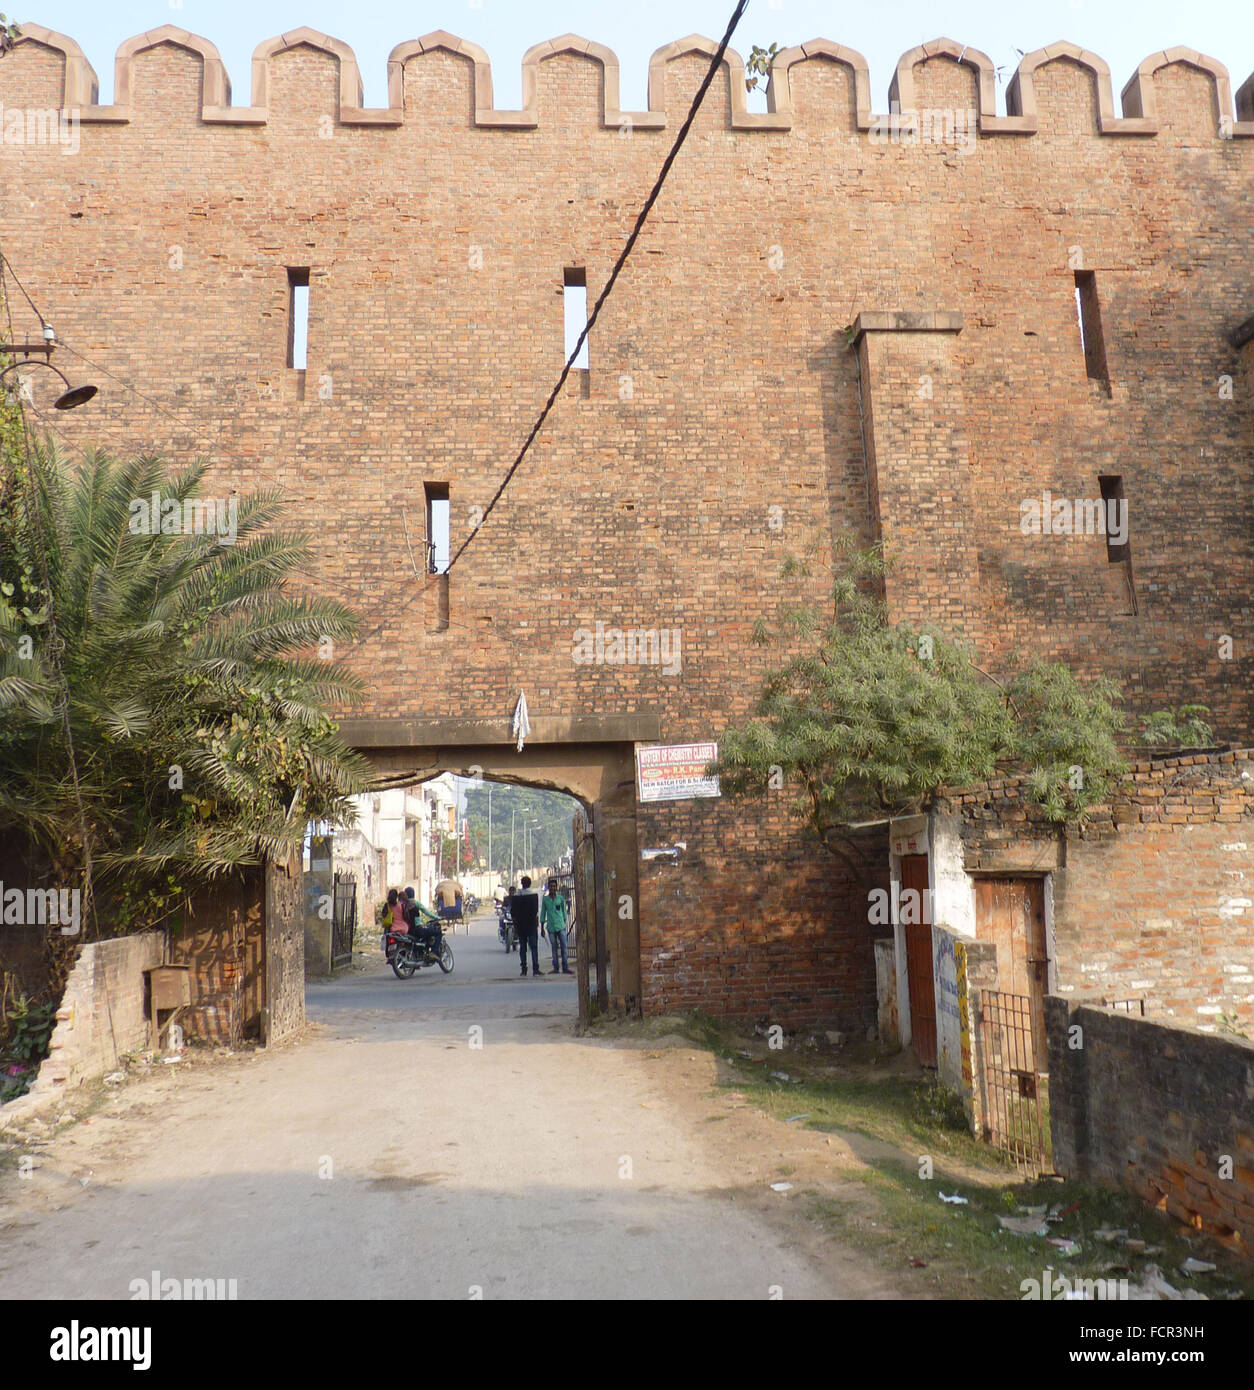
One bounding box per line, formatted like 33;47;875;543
0;914;897;1299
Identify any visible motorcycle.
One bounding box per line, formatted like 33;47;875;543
387;926;454;978
497;903;516;953
464;892;481;915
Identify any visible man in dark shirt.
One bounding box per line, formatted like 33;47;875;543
511;875;542;978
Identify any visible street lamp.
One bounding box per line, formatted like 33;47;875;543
1;329;97;410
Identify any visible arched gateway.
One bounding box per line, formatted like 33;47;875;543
340;712;657;1019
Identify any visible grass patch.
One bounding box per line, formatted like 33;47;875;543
668;1011;1252;1300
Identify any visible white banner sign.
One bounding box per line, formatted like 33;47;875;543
636;742;721;803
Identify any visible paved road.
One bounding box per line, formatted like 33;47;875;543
320;907;579;1015
0;912;881;1300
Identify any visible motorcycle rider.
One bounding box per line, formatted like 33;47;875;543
498;885;516;949
403;886;441;955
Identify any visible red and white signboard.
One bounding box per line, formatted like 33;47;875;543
636;742;721;803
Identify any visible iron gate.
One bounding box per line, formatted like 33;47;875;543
976;989;1053;1177
331;872;357;971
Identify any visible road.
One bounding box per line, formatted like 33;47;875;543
0;911;895;1300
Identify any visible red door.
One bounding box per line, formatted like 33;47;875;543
900;854;937;1067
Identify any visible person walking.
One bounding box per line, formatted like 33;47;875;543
541;878;572;974
511;875;541;978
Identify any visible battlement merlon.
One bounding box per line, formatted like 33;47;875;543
3;25;1253;139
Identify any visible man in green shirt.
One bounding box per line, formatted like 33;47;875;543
540;878;572;975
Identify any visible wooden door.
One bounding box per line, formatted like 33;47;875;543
900;854;937;1067
974;877;1049;1066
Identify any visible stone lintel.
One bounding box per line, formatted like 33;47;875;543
339;713;660;748
851;311;963;344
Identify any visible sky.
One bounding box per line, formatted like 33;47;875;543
22;0;1254;114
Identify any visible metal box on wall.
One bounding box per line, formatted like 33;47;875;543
147;964;192;1012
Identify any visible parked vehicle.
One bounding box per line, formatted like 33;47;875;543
387;927;454;978
497;901;516;952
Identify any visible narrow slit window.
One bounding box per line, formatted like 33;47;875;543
425;482;450;574
1074;271;1108;386
1098;473;1138;615
287;268;310;370
1097;475;1128;564
564;266;589;369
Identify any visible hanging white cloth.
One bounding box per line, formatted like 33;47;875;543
512;690;531;753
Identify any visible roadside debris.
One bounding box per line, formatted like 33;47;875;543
770;1181;794;1193
1128;1264;1208;1301
939;1192;969;1205
998;1214;1049;1236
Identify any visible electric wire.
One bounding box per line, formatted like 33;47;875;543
3;0;752;667
351;0;751;652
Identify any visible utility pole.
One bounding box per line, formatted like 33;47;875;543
487;782;493;884
510;808;516;885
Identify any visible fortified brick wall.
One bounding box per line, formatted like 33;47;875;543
2;28;1252;1029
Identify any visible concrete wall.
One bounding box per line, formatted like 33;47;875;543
1046;998;1254;1252
873;938;899;1046
265;855;306;1043
19;932;164;1104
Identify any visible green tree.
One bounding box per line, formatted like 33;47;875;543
713;539;1130;866
0;14;20;58
0;440;371;931
462;782;575;878
744;43;781;93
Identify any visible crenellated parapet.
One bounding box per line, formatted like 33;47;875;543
3;25;1253;139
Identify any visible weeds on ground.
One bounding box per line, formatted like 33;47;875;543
671;1011;1251;1300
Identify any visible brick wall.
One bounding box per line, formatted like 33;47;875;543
22;932;164;1100
1;30;1251;1030
640;814;887;1032
943;749;1254;1028
170;869;265;1045
1046;999;1254;1252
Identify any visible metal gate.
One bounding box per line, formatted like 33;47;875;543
331;872;357;971
976;989;1052;1177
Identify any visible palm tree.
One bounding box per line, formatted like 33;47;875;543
0;441;371;932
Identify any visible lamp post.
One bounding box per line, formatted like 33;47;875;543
1;328;97;410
